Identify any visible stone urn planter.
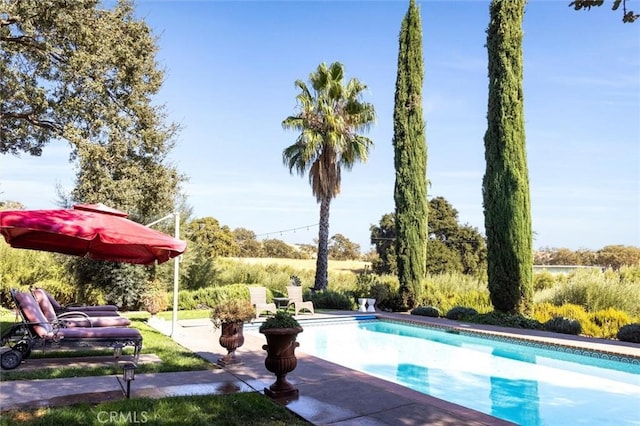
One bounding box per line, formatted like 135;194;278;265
210;299;255;366
259;311;303;399
217;321;246;365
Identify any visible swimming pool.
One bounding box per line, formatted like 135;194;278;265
289;318;640;426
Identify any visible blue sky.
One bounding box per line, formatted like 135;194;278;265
1;0;639;253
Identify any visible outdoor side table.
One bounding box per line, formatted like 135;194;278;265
273;297;290;310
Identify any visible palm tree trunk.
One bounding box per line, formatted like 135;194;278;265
313;196;331;291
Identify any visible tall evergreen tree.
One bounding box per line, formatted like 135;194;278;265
483;0;533;315
393;0;428;308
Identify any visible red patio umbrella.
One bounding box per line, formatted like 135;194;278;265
0;203;186;265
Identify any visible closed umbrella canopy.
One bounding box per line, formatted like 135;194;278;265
0;203;186;264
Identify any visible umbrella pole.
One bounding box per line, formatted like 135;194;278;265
171;212;180;338
145;211;182;338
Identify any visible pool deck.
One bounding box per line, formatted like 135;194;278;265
1;311;639;425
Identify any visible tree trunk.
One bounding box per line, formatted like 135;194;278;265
313;197;331;291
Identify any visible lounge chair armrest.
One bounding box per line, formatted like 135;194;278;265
57;311;91;319
23;320;53;328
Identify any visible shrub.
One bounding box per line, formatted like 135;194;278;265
100;263;149;310
411;306;440;318
453;290;492;313
215;260;271;285
259;310;301;331
369;282;395;311
549;268;640;317
544;317;582;335
177;284;251;310
139;279;169;315
0;241;66;307
421;273;492;314
351;273;404;311
533;271;556;291
383;293;407;312
589;308;631;339
445;306;478;321
309;290;353;310
32;278;77;305
550;280;590;308
289;275;302;286
210;258;358;296
617;323;640;343
210;299;255;329
472;311;543;330
534;302;590;324
619;265;640;284
534;302;634;338
353;270;376;300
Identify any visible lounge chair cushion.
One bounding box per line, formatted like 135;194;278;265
58;316;132;328
37;288;118;312
56;327;141;340
13;290;139;340
33;289;130;327
13;291;55;338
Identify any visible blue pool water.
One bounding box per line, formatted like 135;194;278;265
290;319;640;426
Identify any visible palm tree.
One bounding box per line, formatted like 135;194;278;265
282;62;376;291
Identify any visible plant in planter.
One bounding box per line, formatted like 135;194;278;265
140;279;168;316
259;310;303;399
210;299;255;366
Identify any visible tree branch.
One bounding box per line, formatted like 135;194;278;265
569;0;638;22
1;111;62;133
0;34;36;43
0;17;19;27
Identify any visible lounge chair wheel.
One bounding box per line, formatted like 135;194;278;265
14;343;31;358
1;349;23;370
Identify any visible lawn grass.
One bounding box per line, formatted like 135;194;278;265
155;309;210;321
0;310;312;425
0;311;213;381
0;393;311;426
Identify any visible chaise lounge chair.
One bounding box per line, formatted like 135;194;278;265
0;289;142;370
32;288;131;328
248;286;277;319
34;287;120;317
286;286;315;316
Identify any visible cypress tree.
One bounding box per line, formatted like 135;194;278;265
483;0;533;315
393;0;428;308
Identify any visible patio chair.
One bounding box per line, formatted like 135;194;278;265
0;289;142;370
248;286;277;319
286;286;315;316
32;288;131;328
35;287;120;316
